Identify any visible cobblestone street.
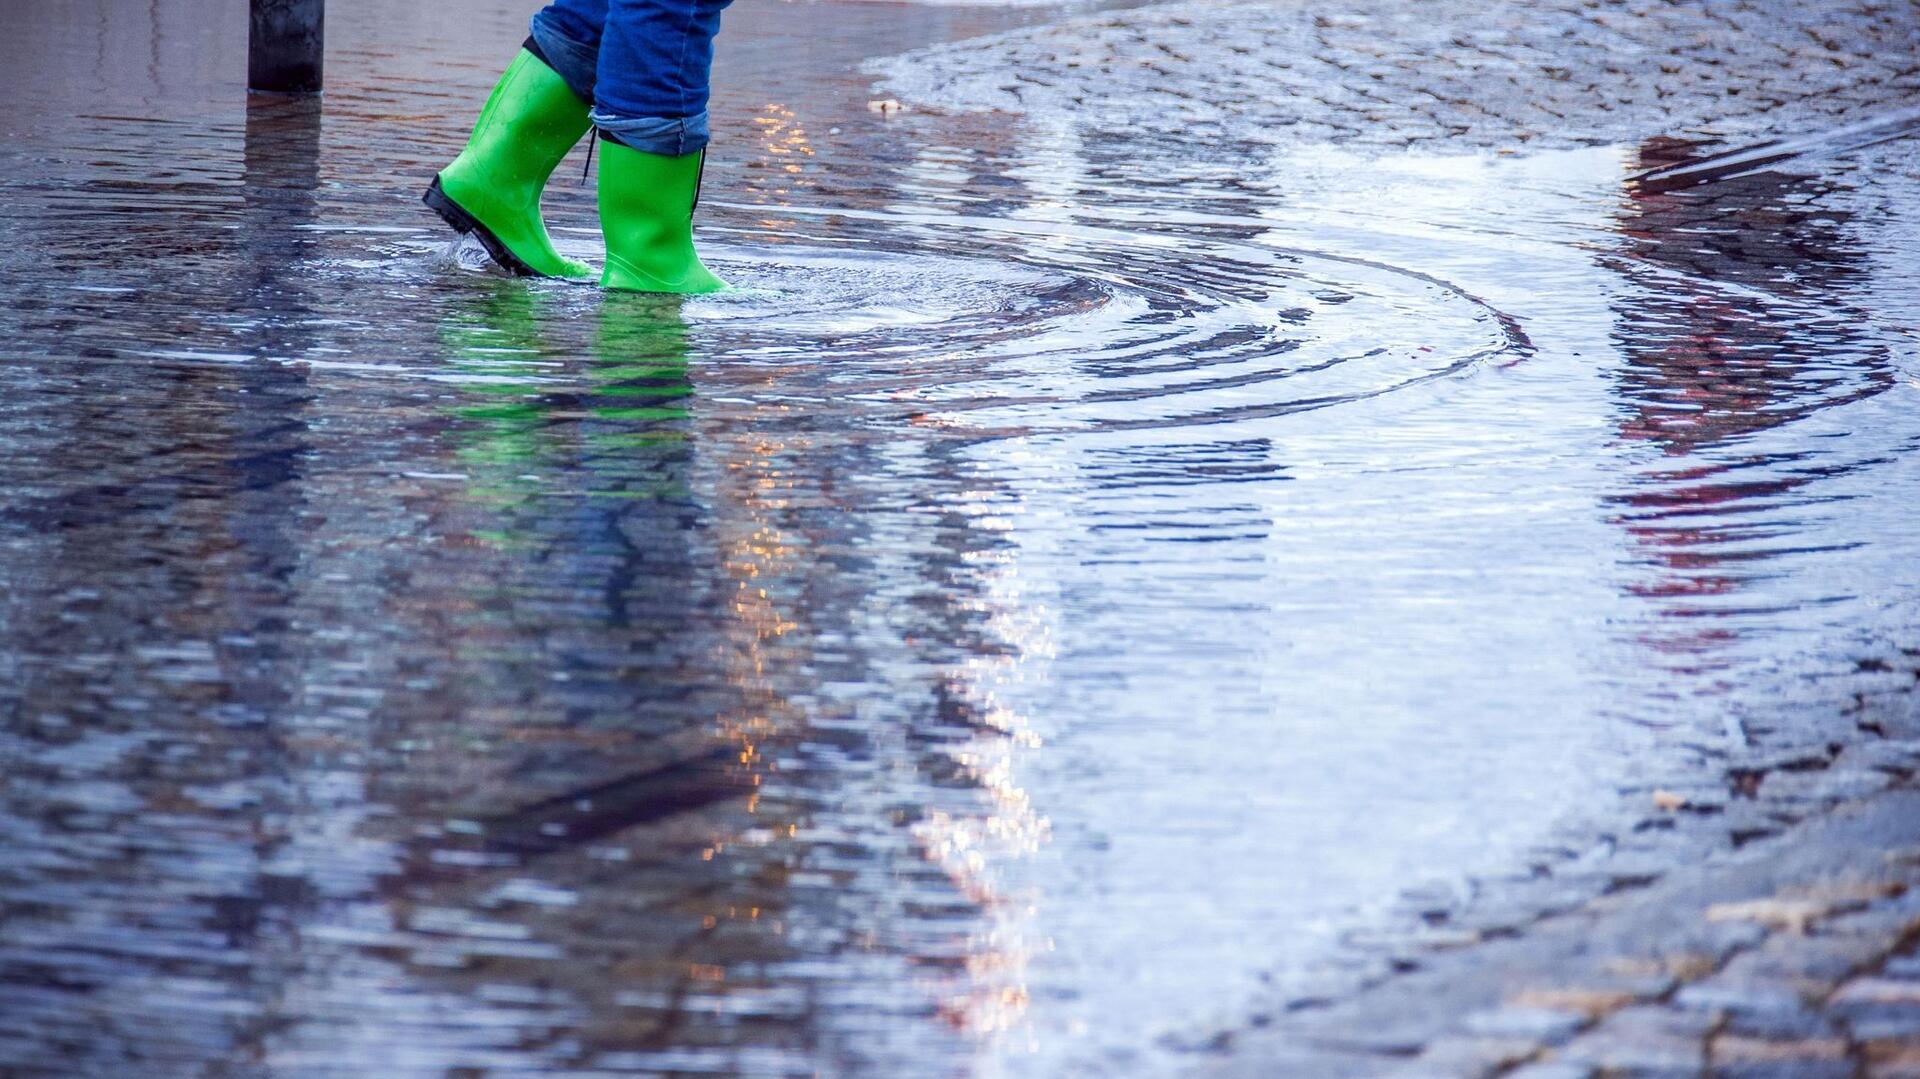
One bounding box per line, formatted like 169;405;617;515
1204;747;1920;1077
880;0;1920;151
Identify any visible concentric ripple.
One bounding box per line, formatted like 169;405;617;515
678;224;1527;438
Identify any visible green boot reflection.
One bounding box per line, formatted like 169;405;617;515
437;280;570;520
584;293;698;493
437;284;699;527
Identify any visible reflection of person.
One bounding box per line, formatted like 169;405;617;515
438;281;698;517
1605;141;1893;657
424;0;730;294
1611;139;1887;457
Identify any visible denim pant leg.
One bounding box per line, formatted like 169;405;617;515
529;0;606;104
590;0;734;157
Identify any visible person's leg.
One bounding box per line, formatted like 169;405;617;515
527;0;605;105
592;0;728;155
422;0;606;279
591;0;732;293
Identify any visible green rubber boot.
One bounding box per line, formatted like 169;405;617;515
597;140;726;294
425;49;592;279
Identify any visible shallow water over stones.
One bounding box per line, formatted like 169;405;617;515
0;0;1917;1076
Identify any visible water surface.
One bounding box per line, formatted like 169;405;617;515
1;1;1918;1075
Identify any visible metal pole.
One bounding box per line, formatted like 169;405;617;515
248;0;325;94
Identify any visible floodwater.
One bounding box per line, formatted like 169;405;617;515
1;0;1918;1076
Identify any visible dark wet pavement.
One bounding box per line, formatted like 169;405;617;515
1;0;1918;1075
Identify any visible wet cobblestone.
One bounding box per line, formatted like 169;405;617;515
1199;780;1920;1076
1172;654;1920;1075
879;0;1920;152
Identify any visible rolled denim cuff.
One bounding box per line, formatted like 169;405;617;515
592;108;710;157
528;13;599;105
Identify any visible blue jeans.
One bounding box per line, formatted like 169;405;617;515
529;0;732;156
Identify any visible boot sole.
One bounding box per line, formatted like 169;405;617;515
423;176;537;277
